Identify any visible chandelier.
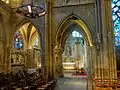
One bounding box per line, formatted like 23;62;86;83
13;0;46;18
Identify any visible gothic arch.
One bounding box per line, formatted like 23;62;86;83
61;24;90;51
10;18;43;49
55;13;93;48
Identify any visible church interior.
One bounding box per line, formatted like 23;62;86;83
0;0;120;90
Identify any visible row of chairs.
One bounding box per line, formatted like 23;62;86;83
89;71;120;90
0;78;57;90
0;71;57;90
37;80;57;90
10;80;57;90
92;78;117;90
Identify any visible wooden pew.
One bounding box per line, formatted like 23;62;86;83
94;87;112;90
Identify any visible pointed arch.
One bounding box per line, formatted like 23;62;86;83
10;17;43;50
55;13;93;47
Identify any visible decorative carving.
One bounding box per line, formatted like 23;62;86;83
11;49;25;65
11;53;25;65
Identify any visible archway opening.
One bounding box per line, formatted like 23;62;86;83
62;29;88;77
54;18;93;90
11;22;42;74
55;15;93;79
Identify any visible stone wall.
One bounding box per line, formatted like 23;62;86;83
52;3;95;42
54;0;94;6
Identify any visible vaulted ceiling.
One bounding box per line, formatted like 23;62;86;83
1;0;45;8
19;22;39;49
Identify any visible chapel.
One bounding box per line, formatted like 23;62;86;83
0;0;119;90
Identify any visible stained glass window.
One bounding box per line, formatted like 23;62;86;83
13;31;23;49
112;0;120;46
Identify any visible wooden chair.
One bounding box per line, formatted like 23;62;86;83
48;81;54;89
37;87;46;90
46;83;52;90
94;87;112;90
37;84;48;90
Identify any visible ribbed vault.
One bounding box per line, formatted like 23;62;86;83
18;22;39;49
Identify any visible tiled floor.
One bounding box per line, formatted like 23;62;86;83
55;72;87;90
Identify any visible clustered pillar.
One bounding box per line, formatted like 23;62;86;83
54;45;64;78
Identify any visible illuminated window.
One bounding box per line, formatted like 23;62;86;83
34;36;39;46
112;0;120;46
34;36;40;48
13;31;23;49
72;31;82;38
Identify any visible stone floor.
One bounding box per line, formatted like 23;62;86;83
55;71;87;90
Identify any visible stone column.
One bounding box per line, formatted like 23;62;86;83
24;50;28;70
26;49;35;69
84;43;88;71
87;45;91;75
4;46;11;73
101;0;117;80
87;45;94;90
94;0;117;84
54;45;64;78
0;41;5;73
